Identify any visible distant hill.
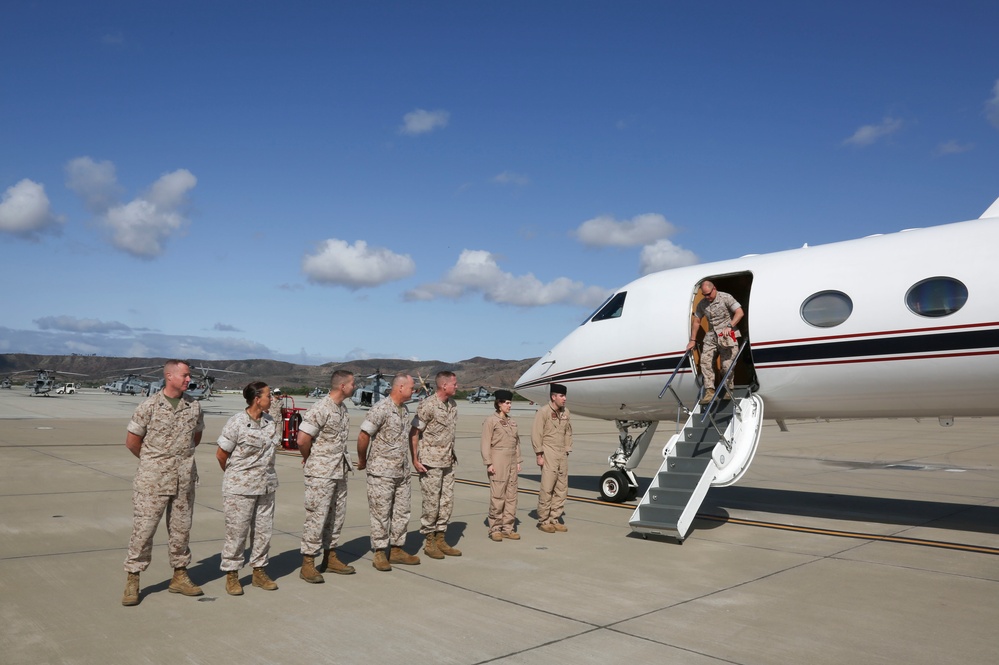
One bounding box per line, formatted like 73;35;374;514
0;353;540;394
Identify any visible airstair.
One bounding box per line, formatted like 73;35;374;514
629;385;764;542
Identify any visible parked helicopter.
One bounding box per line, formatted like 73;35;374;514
13;369;88;396
101;367;158;395
465;386;495;403
1;377;12;389
350;371;432;408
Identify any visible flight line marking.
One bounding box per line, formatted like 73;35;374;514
275;449;998;557
451;476;999;556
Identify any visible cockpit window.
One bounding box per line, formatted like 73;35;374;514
800;290;853;328
905;277;967;318
581;295;614;325
588;291;627;323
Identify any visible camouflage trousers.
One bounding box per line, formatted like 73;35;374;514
300;476;348;557
220;492;275;571
418;465;454;535
124;488;194;573
537;448;568;525
700;332;736;393
365;474;411;551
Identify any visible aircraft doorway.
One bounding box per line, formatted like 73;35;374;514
689;272;758;392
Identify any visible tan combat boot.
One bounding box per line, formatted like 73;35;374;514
252;567;278;590
300;555;325;584
699;389;715;406
168;567;204;596
225;570;243;596
372;550;392;572
122;572;140;606
553;522;568;532
389;546;420;565
436;532;462;556
538;523;556;533
423;533;444;559
322;549;356;575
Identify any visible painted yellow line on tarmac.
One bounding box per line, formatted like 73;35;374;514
454;476;999;556
276;454;998;557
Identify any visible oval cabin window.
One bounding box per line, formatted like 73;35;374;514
800;291;853;328
905;277;968;318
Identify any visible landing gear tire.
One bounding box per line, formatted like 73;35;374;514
599;469;630;503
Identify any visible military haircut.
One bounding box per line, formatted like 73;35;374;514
392;373;412;388
163;359;189;377
435;370;456;389
330;369;354;390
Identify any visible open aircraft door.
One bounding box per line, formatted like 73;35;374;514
690;271;758;392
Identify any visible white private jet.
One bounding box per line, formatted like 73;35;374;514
515;197;999;541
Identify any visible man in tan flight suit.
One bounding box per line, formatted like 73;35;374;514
297;370;358;583
410;371;462;559
532;383;572;533
121;359;205;606
685;280;744;405
357;374;420;571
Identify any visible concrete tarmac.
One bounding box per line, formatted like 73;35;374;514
1;388;997;664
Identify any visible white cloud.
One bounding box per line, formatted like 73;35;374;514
34;315;132;334
986;80;999;129
493;171;529;186
639;239;700;275
213;323;241;332
405;249;610;308
575;213;678;247
842;117;903;147
936;140;974;155
399;108;450;136
0;325;338;364
0;179;63;239
302;238;416;288
65;157;197;258
66;157;122;212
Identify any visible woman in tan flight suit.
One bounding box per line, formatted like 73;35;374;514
480;389;522;541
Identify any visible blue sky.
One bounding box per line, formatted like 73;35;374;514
2;1;998;364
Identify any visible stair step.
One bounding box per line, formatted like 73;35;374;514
645;486;695;507
673;440;716;458
637;504;683;527
661;457;711;474
655;471;703;490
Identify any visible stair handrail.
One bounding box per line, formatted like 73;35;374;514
658;348;694;411
699;338;749;424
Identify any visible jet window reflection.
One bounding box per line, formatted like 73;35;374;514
589;291;627;323
905;277;968;318
800;290;853;328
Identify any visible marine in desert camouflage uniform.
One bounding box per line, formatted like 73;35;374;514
121;360;205;606
216;381;281;595
686;280;744;405
410;371;462;559
357;374;420;572
297;370;357;583
268;388;285;446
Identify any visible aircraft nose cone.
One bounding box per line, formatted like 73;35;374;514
515;354;555;404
